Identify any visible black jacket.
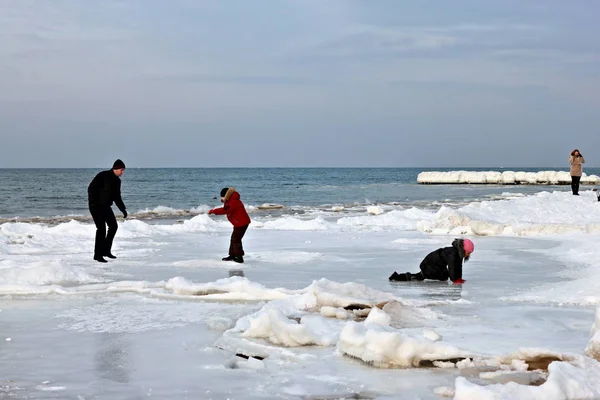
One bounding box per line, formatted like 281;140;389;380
419;240;464;281
88;170;126;212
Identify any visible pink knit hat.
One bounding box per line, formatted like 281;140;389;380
463;239;474;253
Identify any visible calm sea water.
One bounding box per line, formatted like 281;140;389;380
0;167;596;221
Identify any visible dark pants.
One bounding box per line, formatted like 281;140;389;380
90;206;118;257
229;225;249;256
571;176;581;195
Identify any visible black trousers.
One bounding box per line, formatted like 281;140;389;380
229;225;249;256
571;176;581;195
90;206;118;257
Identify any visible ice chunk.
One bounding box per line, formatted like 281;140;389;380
586;306;600;361
241;307;340;347
455;356;600;400
366;206;384;215
337;321;468;368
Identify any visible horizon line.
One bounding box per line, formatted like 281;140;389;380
0;166;594;170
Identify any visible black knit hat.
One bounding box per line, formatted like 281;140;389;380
220;187;229;197
112;159;126;170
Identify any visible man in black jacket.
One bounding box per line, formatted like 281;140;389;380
88;159;128;263
389;238;474;284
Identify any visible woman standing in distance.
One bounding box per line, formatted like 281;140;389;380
569;149;585;195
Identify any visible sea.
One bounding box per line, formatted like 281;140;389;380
2;167;596;222
1;167;600;399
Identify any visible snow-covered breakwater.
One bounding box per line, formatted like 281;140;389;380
418;170;600;185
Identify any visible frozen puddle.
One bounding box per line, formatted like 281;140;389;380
1;274;596;399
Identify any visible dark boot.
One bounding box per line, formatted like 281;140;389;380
233;256;244;264
389;272;411;281
94;256;108;263
104;253;117;259
222;255;235;261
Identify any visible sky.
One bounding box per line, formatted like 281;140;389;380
1;0;599;168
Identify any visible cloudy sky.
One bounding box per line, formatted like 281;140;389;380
1;0;599;168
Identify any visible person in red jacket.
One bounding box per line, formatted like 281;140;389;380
208;187;251;263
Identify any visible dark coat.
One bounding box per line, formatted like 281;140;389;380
210;187;251;227
419;239;465;281
88;170;126;213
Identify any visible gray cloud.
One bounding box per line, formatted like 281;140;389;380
0;0;599;168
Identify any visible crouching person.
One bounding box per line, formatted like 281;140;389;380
208;187;251;263
389;238;474;285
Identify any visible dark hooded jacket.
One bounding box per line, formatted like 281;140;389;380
419;239;467;281
210;187;251;227
87;170;126;213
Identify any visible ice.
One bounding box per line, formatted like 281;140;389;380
165;276;292;300
0;260;103;286
418;191;600;236
366;206;384;215
507;237;600;305
261;216;329;230
434;386;455;397
337;321;469;368
248;251;324;264
257;203;284;210
455;356;600;400
308;279;396;309
363;307;392;326
241;307;341;346
320;306;350;319
418;170;600;185
586;307;600;361
338;208;435;230
3;188;600;398
424;329;442;342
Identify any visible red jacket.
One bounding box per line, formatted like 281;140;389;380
210;191;251;227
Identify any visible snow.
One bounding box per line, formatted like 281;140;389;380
418;170;600;185
455;356;600;400
241;307;340;346
2;188;600;398
367;206;384;215
337;321;469;368
165;276;292;300
424;329;442;342
586;307;600;361
418;190;600;237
